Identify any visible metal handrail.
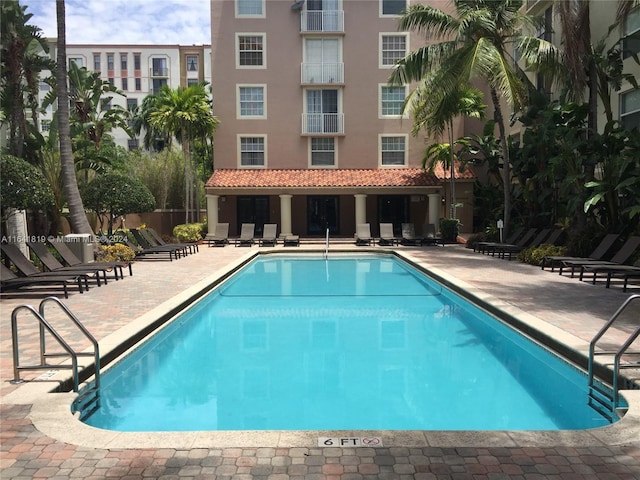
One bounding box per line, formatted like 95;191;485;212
10;297;100;392
588;294;640;410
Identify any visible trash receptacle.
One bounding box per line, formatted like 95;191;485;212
64;234;94;263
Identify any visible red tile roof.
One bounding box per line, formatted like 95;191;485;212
206;167;474;189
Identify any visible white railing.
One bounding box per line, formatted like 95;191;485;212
301;10;344;32
301;62;344;84
301;113;344;134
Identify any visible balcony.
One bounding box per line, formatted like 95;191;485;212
300;10;344;33
150;67;169;77
301;62;344;84
301;113;344;135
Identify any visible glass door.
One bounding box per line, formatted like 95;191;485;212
237;196;270;235
307;196;339;235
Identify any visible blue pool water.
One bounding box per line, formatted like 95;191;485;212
84;254;612;432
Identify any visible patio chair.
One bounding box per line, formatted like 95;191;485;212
483;228;537;257
259;224;278;247
355;223;373;246
496;228;552;260
283;235;300;247
474;226;524;254
401;223;422;246
235;223;255;247
49;238;133;277
421;223;440;246
1;262;86;298
124;237;179;261
603;266;640;292
27;241;117;284
147;227;198;254
0;244;91;293
541;233;620;272
207;223;229;247
130;229;184;259
563;236;640;280
378;223;399;246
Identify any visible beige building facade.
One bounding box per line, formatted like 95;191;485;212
205;0;474;239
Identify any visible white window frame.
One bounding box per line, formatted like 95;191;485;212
93;53;101;71
186;55;199;72
236;33;266;69
238;134;267;168
237;84;267;119
380;0;407;17
379;84;407;118
236;0;265;18
309;137;337;168
379;33;408;68
620;88;640;129
379;134;408;167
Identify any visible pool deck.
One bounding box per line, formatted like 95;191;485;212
1;241;639;479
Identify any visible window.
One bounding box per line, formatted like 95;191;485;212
69;57;83;67
303;38;342;83
380;135;406;166
623;8;640;59
127;98;138;110
135;78;142;91
239;136;266;166
134;53;141;70
122;78;128;91
107;54;114;70
237;34;265;67
621;88;640;130
93;54;101;71
108;77;114;86
103;99;112;111
41;120;51;132
381;0;406;16
186;55;198;71
187;78;199;86
238;86;265;117
311;138;335;166
236;0;264;16
152;78;168;94
40;81;50;92
380;85;406;116
128;139;140;151
381;34;407;67
152;57;168;76
121;54;128;71
305;89;341;133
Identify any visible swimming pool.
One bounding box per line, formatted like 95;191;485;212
83;253;613;432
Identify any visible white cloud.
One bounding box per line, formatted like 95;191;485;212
22;0;211;45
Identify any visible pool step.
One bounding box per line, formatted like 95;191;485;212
72;386;100;422
587;382;615;422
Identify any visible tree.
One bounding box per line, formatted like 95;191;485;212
56;0;93;235
82;172;156;235
390;0;557;236
148;84;219;223
0;154;54;221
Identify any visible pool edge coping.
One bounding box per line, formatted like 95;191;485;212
5;247;640;449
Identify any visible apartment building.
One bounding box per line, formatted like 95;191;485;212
39;42;212;151
205;0;475;239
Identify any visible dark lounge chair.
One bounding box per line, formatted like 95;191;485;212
541;233;620;272
49;239;133;277
496;228;552;260
563;236;640;280
355;223;373;246
147;227;198;254
378;223;400;246
132;228;190;257
421;223;440;246
27;241;113;284
130;229;183;260
401;223;422;246
259;224;278;246
207;223;230;247
483;228;537;257
235;223;255;247
474;227;524;254
125;238;178;261
1;263;86;298
603;266;640;292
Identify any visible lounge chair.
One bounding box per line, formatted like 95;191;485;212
474;227;524;254
125;238;179;261
132;228;189;257
421;223;440;246
604;266;640;292
235;223;255;247
541;233;620;271
483;228;537;257
283;235;300;247
0;244;91;294
49;239;133;277
563;236;640;279
401;223;422;246
378;223;400;246
207;223;230;247
27;241;115;284
496;228;552;260
130;229;184;259
259;224;278;246
1;263;86;298
355;223;373;246
147;227;198;254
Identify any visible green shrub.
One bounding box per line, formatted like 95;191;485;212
440;218;460;242
173;223;204;242
97;244;136;262
517;244;567;266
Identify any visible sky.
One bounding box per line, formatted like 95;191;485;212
21;0;212;45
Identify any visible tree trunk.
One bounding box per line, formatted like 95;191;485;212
491;88;511;238
56;0;93;235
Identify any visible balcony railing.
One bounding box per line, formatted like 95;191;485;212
301;113;344;134
301;10;344;33
301;62;344;84
150;67;169;77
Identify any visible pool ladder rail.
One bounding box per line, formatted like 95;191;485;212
587;294;640;421
10;296;101;419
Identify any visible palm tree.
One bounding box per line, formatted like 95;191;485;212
56;0;92;235
148;84;219;223
390;0;557;236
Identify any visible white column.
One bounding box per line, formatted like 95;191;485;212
428;193;441;232
279;194;293;237
206;194;219;238
354;194;367;226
